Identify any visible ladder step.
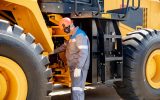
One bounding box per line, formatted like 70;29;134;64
104;35;121;39
92;35;122;39
105;57;123;61
105;78;122;83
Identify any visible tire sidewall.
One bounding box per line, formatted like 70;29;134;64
0;32;48;100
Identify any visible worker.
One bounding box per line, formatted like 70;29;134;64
53;17;90;100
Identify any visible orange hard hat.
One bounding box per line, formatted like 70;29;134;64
59;17;73;30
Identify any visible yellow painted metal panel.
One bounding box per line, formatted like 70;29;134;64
104;0;160;36
119;23;134;37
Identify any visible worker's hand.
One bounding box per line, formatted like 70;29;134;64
74;68;81;78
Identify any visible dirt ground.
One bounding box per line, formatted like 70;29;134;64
50;84;122;100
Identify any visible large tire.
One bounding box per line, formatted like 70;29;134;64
114;29;160;100
0;19;52;100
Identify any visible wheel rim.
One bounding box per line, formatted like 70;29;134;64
0;56;28;99
146;50;160;89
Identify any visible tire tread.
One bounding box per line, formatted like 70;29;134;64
0;19;52;99
114;29;160;100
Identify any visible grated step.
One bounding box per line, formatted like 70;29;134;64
104;35;121;39
105;57;123;61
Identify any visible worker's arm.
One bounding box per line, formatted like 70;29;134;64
51;42;68;54
76;34;89;69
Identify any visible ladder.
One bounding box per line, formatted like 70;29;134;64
94;18;123;84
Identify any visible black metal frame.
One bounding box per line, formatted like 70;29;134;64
95;18;105;83
40;2;99;14
73;18;124;85
40;0;104;17
71;17;124;85
94;19;123;84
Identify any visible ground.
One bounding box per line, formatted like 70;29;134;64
50;84;121;100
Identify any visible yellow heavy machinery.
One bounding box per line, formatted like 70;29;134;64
0;0;160;100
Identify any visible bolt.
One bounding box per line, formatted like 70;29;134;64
13;7;16;10
43;6;45;8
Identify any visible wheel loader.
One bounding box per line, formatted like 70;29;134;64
0;0;160;100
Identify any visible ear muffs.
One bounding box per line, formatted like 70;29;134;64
62;24;71;33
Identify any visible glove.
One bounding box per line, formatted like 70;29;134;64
74;68;81;78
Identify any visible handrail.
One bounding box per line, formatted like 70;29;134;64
74;0;79;16
94;0;102;15
119;0;140;19
97;0;101;14
131;0;140;10
118;0;130;19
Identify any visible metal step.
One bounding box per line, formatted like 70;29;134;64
105;57;123;61
104;35;121;39
93;35;122;39
105;78;122;86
